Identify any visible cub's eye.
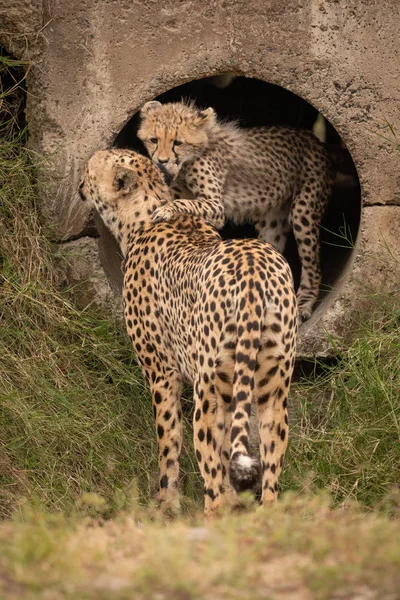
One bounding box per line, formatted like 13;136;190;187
149;137;158;144
174;140;183;147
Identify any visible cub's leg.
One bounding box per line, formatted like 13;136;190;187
193;374;226;518
170;179;192;200
255;205;291;255
147;367;183;512
255;334;295;507
290;177;331;322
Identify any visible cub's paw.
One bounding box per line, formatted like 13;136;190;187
297;304;313;325
152;204;178;223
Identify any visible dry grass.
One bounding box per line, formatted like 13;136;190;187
1;494;400;599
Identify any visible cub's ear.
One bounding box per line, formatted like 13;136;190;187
141;100;162;116
195;107;216;127
114;168;136;196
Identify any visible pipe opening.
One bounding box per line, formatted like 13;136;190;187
106;75;361;322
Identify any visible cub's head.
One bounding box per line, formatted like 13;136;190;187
137;101;216;184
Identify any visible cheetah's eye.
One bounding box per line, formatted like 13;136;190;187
149;137;158;144
173;140;183;147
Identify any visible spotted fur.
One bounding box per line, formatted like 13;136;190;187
79;149;297;517
138;100;333;322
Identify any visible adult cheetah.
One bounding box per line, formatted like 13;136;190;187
138;100;333;322
79;149;297;517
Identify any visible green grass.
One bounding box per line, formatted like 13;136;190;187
0;139;152;517
283;292;400;508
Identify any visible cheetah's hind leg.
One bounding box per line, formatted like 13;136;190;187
149;368;183;515
255;205;291;255
193;374;226;519
290;191;329;322
255;345;291;507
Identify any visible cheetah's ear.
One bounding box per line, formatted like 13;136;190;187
114;168;136;196
195;107;216;127
141;101;162;116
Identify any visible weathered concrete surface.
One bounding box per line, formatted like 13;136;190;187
298;205;400;356
2;0;399;238
0;0;43;57
1;0;399;355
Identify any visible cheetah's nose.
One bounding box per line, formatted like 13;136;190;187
157;158;169;165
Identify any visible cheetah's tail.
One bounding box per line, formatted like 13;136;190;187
229;287;264;493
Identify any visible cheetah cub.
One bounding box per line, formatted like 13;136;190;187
79;149;297;518
138;100;333;322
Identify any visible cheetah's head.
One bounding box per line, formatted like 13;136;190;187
78;149;171;247
79;149;168;205
79;149;143;208
137;101;216;184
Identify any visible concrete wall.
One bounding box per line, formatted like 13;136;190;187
2;0;399;356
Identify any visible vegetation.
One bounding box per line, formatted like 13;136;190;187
0;54;201;520
2;494;400;599
1;53;399;598
283;291;400;508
